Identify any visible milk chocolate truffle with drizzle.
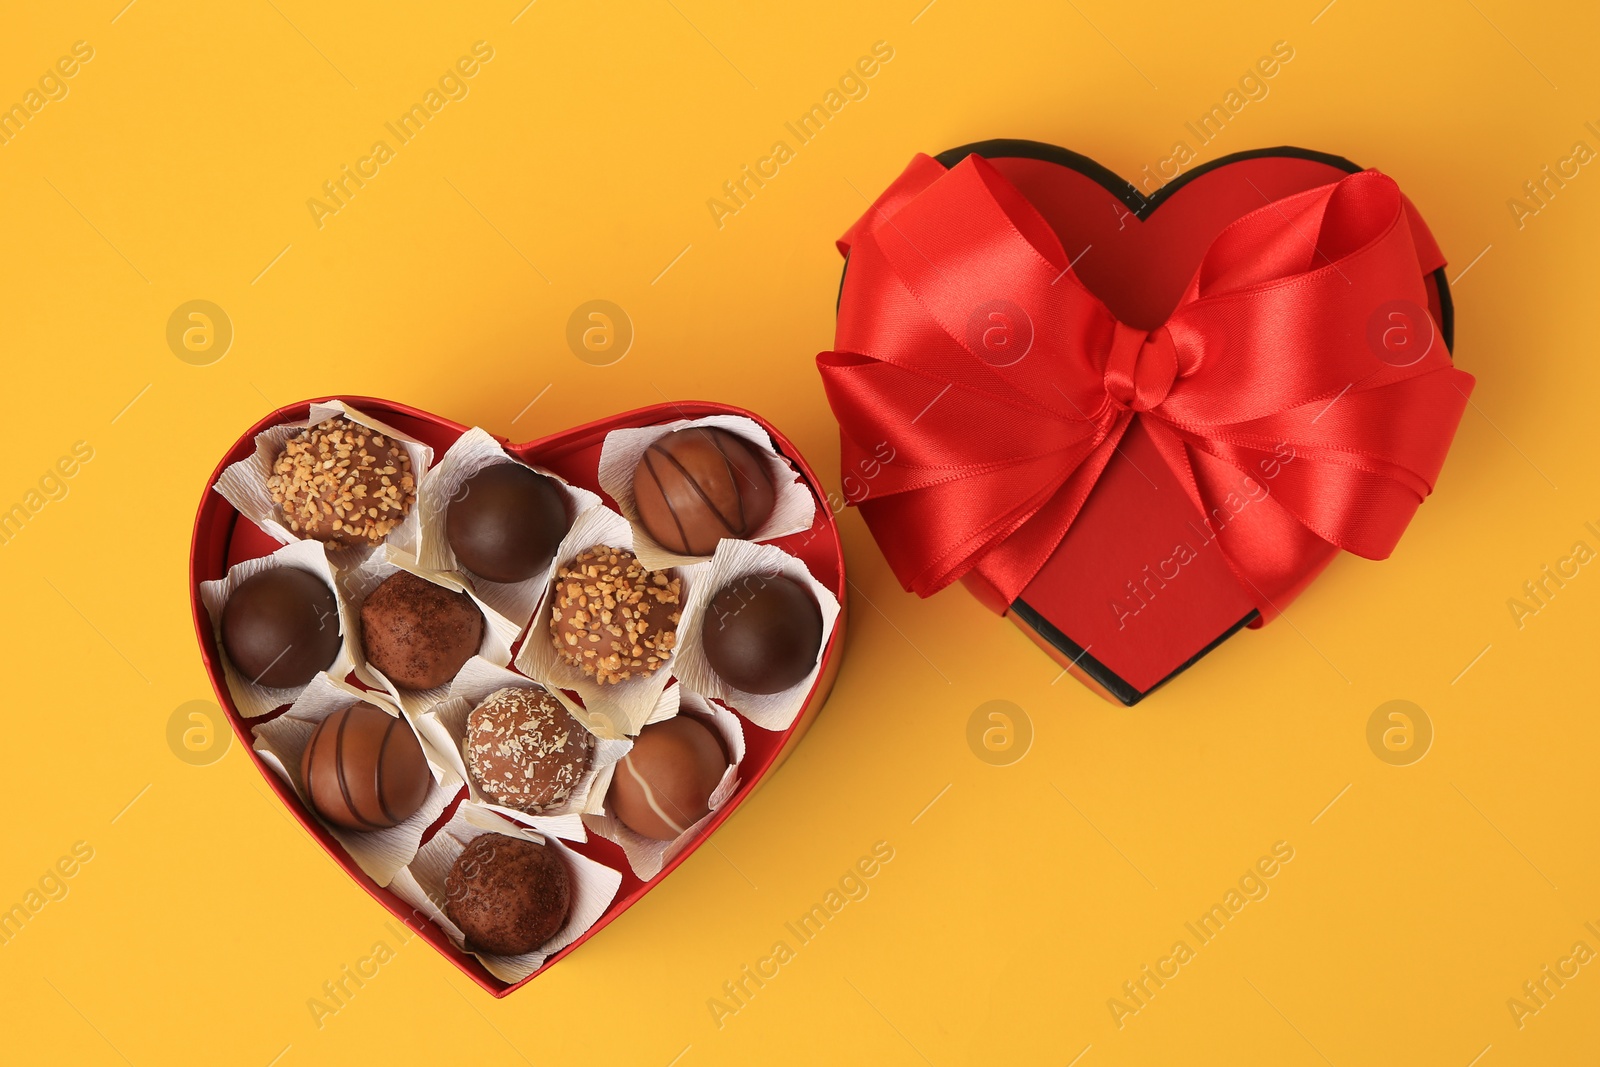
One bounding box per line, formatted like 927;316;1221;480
360;570;483;690
550;545;681;684
299;701;431;832
608;715;727;840
445;834;571;956
465;686;595;814
632;427;776;556
268;417;415;546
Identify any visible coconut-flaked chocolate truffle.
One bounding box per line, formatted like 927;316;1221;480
360;570;483;690
220;567;341;688
268;416;415;546
632;427;776;556
550;545;681;684
445;834;571;956
300;701;431;831
465;686;595;814
608;715;727;840
446;463;570;583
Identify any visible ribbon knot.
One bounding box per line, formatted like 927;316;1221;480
817;152;1475;621
1103;322;1177;413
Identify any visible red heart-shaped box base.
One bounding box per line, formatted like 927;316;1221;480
868;141;1454;705
189;397;846;996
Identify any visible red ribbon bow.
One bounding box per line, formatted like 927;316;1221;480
817;154;1474;621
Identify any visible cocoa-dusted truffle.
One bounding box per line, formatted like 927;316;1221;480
268;416;415;546
609;715;727;840
446;463;570;583
220;567;341;689
550;545;681;684
360;570;483;689
465;686;595;814
632;427;776;556
445;834;571;956
300;701;431;831
701;574;824;695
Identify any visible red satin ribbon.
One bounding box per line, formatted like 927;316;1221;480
817;154;1475;621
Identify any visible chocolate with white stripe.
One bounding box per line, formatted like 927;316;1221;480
608;715;727;841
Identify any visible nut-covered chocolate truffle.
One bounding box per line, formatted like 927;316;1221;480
220;567;341;689
550;545;681;684
701;574;824;695
632;427;776;556
445;834;571;956
465;686;595;814
608;715;727;840
268;417;416;546
360;570;483;690
446;463;570;584
300;701;431;831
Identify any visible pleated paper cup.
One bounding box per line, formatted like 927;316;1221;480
595;414;816;570
214;399;432;560
583;687;746;881
198;538;353;718
252;673;461;887
388;806;622;984
402;426;601;627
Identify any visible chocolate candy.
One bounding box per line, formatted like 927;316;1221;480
446;463;570;584
445;834;571;956
268;417;415;546
466;686;594;814
632;427;776;556
360;570;483;690
220;567;341;689
701;574;823;694
608;715;726;840
550;545;681;684
300;701;431;831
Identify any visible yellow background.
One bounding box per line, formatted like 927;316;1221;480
1;0;1596;1063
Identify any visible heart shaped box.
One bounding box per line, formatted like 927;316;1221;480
838;141;1456;705
189;396;847;996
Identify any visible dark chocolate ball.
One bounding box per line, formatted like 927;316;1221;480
300;701;431;831
466;686;595;814
608;715;727;840
446;463;570;584
445;834;571;956
360;570;483;690
701;575;823;695
632;427;776;556
220;567;341;689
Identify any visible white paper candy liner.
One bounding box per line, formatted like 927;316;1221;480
214;399;433;560
596;414;817;570
251;673;461;887
198;539;353;719
387;806;621;984
674;539;841;731
338;554;521;719
401;427;602;626
414;657;630;840
582;688;746;882
514;505;703;737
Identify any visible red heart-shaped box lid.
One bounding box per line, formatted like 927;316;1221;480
842;141;1453;704
189;396;846;996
